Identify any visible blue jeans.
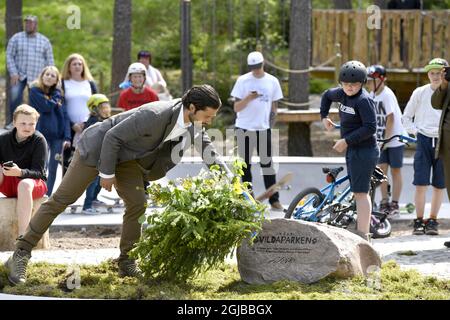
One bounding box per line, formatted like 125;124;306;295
83;176;101;210
9;78;28;122
46;139;63;196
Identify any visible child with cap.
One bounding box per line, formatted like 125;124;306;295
231;51;284;211
81;94;111;215
402;58;449;235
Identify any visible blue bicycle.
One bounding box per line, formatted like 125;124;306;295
284;134;417;239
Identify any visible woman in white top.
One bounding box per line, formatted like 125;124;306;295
61;53;97;147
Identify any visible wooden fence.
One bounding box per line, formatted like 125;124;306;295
312;10;450;70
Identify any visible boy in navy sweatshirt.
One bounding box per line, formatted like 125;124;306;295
320;60;379;240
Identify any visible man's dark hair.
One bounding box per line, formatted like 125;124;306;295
181;84;222;111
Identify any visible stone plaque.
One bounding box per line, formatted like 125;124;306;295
237;218;381;284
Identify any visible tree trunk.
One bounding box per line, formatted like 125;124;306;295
5;0;22;125
288;0;312;156
110;0;132;107
333;0;352;9
180;0;193;93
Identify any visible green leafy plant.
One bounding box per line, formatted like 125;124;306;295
130;159;267;282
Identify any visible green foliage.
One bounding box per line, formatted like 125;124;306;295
130;160;267;282
1;0;448;101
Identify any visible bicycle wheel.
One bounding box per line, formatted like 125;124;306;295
284;187;324;219
370;212;392;238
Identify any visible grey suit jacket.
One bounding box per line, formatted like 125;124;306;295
431;84;450;157
77;99;227;181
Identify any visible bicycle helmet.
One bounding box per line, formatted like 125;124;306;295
424;58;449;72
127;62;147;75
339;60;367;83
367;65;386;80
87;94;109;113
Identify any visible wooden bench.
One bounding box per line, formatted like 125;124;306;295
0;197;50;251
276;108;340;123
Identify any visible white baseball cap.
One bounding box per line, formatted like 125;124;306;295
247;51;264;69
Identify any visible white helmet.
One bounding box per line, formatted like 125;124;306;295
127;62;147;76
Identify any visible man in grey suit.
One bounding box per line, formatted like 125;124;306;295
431;65;450;248
5;84;230;285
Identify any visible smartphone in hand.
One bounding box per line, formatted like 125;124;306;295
2;161;15;168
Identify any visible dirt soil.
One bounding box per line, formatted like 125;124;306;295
49;226;121;250
47;224;450;251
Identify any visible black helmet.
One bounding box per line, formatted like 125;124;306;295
339;60;367;83
367;65;387;80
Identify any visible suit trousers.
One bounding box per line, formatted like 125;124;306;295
440;129;450;201
16;150;146;261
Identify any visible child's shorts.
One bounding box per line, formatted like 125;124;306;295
379;145;404;168
413;133;445;188
346;145;380;193
0;176;47;199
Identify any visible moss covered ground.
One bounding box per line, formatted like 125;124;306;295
1;260;449;300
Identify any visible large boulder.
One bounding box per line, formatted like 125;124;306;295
237;218;381;284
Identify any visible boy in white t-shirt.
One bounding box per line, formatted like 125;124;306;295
402;58;448;236
366;65;405;216
231;51;284;210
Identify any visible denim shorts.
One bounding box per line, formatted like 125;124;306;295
346;145;380;193
379;145;404;168
413;133;445;188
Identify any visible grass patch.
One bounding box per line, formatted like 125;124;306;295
1;260;449;300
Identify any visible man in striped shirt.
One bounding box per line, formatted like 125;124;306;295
6;15;54;125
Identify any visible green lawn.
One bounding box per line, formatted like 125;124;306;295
1;260;449;300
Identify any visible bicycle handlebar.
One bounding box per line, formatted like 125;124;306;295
377;134;417;145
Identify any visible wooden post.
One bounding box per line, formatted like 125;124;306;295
288;0;313;156
181;0;193;93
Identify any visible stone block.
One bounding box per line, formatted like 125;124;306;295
0;197;50;251
237;218;381;284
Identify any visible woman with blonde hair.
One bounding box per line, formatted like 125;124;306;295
61;53;97;147
29;66;71;195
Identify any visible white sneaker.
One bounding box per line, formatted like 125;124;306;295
82;208;101;215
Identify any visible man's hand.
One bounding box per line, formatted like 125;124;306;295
10;74;20;86
322;118;336;132
333;139;348;153
2;163;22;177
72;123;85;133
62;141;71;150
100;177;116;192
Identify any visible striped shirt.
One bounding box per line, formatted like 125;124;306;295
6;31;54;85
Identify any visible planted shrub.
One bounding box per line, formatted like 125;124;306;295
130;161;266;282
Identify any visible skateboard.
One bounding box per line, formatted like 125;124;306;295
255;172;294;202
67;195;124;214
399;202;415;214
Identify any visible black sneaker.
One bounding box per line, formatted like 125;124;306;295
444;241;450;248
4;248;31;285
118;259;142;278
425;218;439;235
412;218;425;235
